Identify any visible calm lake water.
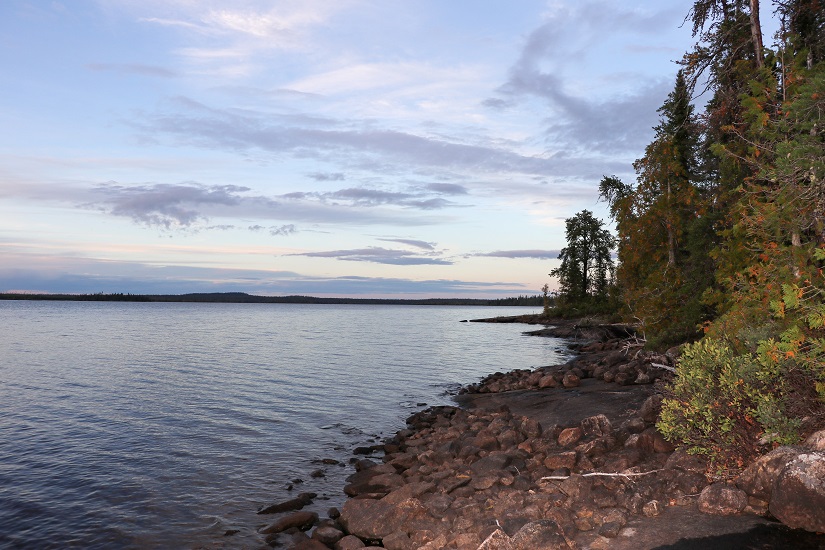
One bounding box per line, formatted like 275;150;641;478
0;301;572;549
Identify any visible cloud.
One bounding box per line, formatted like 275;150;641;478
475;249;562;260
278;186;459;210
487;1;681;154
424;183;468;195
291;247;452;266
87;182;250;228
0;249;524;296
134;96;616;182
86;63;177;78
307;172;345;181
270;224;297;236
377;238;436;251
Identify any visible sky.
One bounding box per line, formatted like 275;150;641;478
1;0;704;298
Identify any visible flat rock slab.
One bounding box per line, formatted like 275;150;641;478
577;506;825;549
455;378;653;429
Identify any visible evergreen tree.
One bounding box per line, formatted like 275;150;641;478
550;210;615;308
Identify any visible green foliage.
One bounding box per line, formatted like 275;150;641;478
658;338;800;469
614;1;825;468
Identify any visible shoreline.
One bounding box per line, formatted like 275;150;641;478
259;317;825;549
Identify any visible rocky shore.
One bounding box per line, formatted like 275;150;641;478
258;318;825;549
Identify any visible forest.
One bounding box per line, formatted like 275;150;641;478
552;0;824;468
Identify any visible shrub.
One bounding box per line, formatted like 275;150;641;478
657;338;800;471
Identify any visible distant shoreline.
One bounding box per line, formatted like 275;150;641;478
0;292;544;307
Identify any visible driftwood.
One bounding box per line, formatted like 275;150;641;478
540;469;664;481
650;362;677;373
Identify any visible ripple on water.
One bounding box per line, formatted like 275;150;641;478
0;302;568;548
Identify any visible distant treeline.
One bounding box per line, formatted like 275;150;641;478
0;292;544;306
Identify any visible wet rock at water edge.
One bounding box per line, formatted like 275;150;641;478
259;510;319;534
258;492;317;514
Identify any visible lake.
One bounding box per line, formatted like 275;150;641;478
0;301;571;548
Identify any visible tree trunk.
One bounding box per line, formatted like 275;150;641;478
749;0;764;68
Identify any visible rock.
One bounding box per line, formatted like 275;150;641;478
639;394;663;423
642;500;662;517
544;451;578;470
624;432;655;454
382;481;436;505
580;414;612;438
510;519;569;549
477;529;512;550
562;373;580;388
258;492;316;514
259;511;318;534
622;417;646;434
312;525;345;546
598;521;623;538
344;472;404;497
769;451;825;532
292;538;330;550
697;483;747;516
339;497;431;541
664;448;709;474
557;427;583;447
334;535;366;549
736;446;801;501
520;417;543;438
634;373;651;385
614;372;632;385
471;453;511;475
803;429;825;451
539;375;558;389
382;531;413;550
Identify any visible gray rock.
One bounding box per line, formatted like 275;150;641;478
769;451;825;532
736;446;801;501
803;429;825;451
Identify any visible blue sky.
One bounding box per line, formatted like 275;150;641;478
2;0;709;297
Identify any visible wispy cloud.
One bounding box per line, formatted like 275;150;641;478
475;249;561;260
291;247;452;266
135;97;614;182
377;238;436;251
86;62;177;77
307;172;345;181
486;1;681;154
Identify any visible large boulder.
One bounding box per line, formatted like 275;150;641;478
735;446;801;501
339;497;432;541
697;483;747;516
769;451;825;533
